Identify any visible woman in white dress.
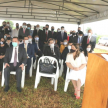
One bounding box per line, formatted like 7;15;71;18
65;43;87;99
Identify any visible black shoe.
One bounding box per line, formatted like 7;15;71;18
17;87;21;92
4;86;10;92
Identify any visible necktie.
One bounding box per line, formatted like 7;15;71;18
14;48;17;67
87;37;90;44
23;29;25;34
46;31;48;41
25;44;27;52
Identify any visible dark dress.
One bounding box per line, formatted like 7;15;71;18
0;45;7;71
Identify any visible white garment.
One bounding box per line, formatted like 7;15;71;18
12;29;19;37
65;53;87;86
10;46;19;63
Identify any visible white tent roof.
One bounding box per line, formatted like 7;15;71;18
0;0;108;24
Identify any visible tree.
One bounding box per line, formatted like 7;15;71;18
4;20;14;29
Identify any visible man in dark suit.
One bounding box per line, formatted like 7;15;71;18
82;29;96;54
61;43;72;79
0;21;12;38
42;24;52;44
57;26;67;47
19;36;34;76
69;30;78;43
50;26;57;40
43;38;60;62
18;22;30;38
4;37;27;92
32;24;42;39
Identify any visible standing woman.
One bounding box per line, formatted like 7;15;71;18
0;41;7;75
65;43;87;99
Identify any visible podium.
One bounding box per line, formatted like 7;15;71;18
82;53;108;108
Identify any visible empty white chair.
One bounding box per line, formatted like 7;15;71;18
34;56;59;91
59;59;64;77
1;64;25;88
64;67;70;92
29;57;33;77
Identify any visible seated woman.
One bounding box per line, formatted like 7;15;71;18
0;41;7;75
65;43;87;99
84;44;92;62
60;39;68;54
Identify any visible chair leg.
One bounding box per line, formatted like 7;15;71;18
64;80;70;92
21;68;25;88
34;60;36;69
34;74;39;89
51;78;54;85
54;77;58;91
29;66;32;77
1;68;5;87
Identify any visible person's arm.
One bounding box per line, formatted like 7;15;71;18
66;62;75;70
4;48;9;64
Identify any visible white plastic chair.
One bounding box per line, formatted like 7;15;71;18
34;56;59;91
34;55;39;69
29;57;33;77
1;64;25;88
64;67;70;92
59;59;64;77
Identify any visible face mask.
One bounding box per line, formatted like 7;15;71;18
12;42;18;47
25;40;28;44
28;38;32;42
73;33;76;35
78;30;80;32
27;27;30;29
3;24;6;27
68;45;71;50
23;25;26;28
70;49;76;53
88;33;92;37
86;48;91;52
51;29;54;31
16;26;19;29
0;41;3;45
4;36;6;39
50;43;54;48
7;37;11;40
58;30;60;32
70;32;72;34
35;37;39;41
64;42;67;45
36;27;39;30
46;28;48;30
61;30;64;32
6;24;10;26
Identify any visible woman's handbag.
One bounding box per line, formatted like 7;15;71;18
39;58;56;74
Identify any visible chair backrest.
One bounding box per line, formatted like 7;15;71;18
37;56;59;75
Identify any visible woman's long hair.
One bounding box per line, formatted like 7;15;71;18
72;43;81;60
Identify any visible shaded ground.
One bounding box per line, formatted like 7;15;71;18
0;48;107;108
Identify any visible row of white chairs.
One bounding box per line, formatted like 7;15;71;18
1;56;69;92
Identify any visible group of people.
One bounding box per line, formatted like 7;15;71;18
0;21;97;99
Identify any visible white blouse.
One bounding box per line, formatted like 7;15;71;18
65;53;87;67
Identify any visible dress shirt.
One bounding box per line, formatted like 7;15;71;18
45;30;48;35
10;46;19;63
12;29;19;37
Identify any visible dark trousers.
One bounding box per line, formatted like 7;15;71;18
0;59;3;71
26;58;31;74
63;62;67;79
4;63;22;87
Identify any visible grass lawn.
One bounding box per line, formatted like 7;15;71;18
0;48;107;108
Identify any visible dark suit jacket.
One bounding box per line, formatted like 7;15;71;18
57;32;67;46
32;41;38;54
69;35;78;43
50;31;57;39
18;28;30;37
5;42;12;48
32;29;42;39
82;35;96;53
19;43;34;58
4;46;27;65
43;46;60;61
0;26;11;38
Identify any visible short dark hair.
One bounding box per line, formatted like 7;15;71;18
61;26;64;29
79;31;83;34
12;37;19;41
46;24;49;27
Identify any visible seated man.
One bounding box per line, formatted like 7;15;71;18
20;36;34;76
34;35;43;57
5;34;12;47
43;38;60;62
4;37;27;92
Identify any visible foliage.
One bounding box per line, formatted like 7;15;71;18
85;27;91;33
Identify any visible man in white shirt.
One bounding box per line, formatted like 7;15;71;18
4;37;27;92
12;23;19;37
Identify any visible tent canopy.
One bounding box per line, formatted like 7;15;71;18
0;0;108;24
